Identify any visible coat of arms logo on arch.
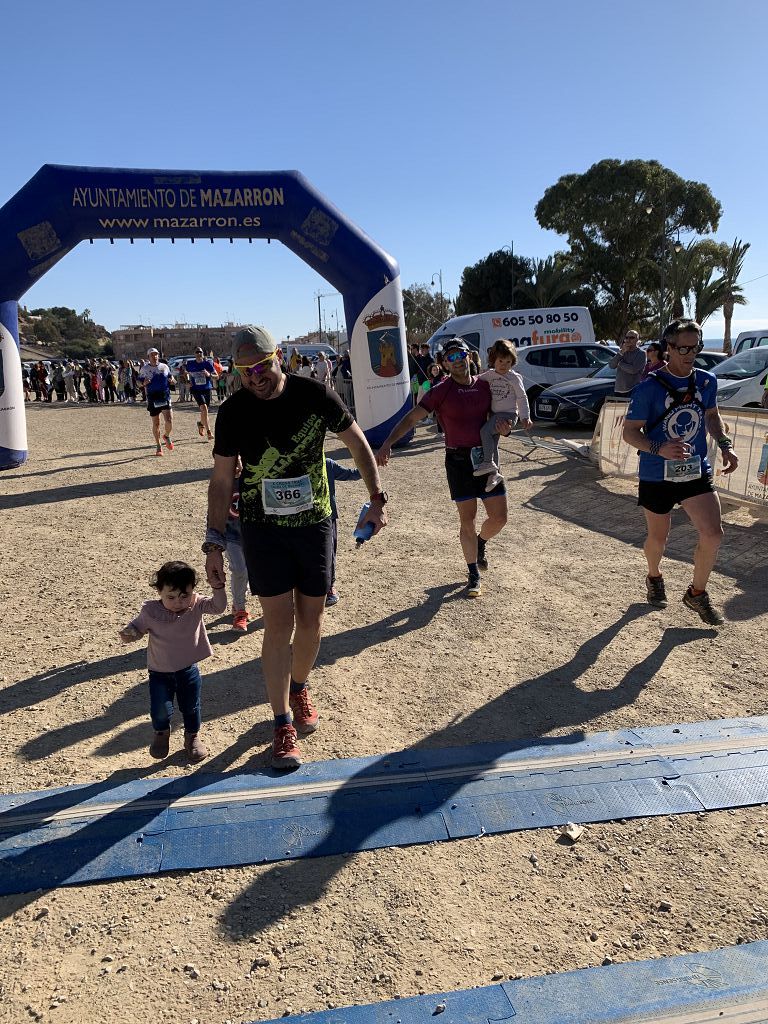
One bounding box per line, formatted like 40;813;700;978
364;306;403;379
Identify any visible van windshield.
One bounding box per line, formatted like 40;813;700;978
714;348;768;379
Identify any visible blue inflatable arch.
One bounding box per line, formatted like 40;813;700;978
0;165;412;469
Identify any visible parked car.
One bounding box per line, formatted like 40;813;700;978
514;341;617;401
732;330;768;355
534;351;729;427
713;348;768;407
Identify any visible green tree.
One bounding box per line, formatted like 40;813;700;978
402;282;454;342
454;249;532;316
720;239;750;354
535;159;722;339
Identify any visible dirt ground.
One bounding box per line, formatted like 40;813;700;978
1;401;767;1024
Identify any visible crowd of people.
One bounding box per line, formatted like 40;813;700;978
22;352;240;406
109;318;738;769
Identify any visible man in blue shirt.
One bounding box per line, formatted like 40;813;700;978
186;346;218;441
623;319;738;625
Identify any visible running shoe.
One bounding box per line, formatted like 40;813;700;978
682;586;724;626
149;729;170;759
325;589;339;607
472;461;496;477
465;576;483;599
271;724;302;769
207;429;213;441
485;472;504;492
197;420;204;437
645;574;667;607
232;609;249;632
155;444;163;457
163;434;174;451
289;687;319;735
477;539;488;571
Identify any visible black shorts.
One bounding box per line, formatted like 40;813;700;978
638;474;715;515
445;448;506;502
241;518;333;598
146;394;171;416
192;390;212;407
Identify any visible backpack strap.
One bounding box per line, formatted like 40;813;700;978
643;371;700;435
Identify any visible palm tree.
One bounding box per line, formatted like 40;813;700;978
720;239;750;354
691;269;728;326
514;256;583;308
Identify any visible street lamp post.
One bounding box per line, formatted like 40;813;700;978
315;290;339;344
501;243;515;308
430;271;445;323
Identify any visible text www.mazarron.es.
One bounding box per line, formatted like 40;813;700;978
97;215;262;230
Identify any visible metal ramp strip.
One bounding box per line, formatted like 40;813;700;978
1;717;767;895
247;942;768;1024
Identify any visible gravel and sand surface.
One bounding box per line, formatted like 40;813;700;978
1;401;766;1024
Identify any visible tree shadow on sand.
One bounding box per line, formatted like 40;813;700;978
9;585;463;762
0;605;711;926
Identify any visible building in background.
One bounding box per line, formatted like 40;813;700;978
112;322;244;359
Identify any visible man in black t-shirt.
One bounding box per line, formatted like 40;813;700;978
204;325;388;769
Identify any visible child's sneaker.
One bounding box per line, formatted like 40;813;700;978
232;609;249;632
149;729;170;759
184;732;208;762
485;471;504;492
472;461;496;477
271;724;302;769
289;687;319;735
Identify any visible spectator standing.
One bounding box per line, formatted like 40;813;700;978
641;342;667;380
177;364;191;403
315;351;332;387
610;330;647;396
63;361;78;402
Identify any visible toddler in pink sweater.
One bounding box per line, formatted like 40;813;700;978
119;560;226;762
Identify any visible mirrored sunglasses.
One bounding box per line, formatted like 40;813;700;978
445;350;469;363
234;353;276;377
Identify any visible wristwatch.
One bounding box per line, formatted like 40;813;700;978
201;541;225;554
369;491;389;505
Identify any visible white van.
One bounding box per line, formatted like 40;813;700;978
426;306;595;361
733;330;768;355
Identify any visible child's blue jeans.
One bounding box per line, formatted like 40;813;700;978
148;665;202;733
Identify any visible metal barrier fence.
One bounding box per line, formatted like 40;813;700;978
592;400;768;508
335;377;355;416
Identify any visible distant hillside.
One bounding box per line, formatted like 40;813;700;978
19;305;113;360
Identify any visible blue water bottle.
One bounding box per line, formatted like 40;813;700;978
353;502;375;547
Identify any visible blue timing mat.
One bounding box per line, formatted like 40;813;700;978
1;717;767;896
251;941;768;1024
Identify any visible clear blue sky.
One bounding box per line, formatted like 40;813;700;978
2;0;767;341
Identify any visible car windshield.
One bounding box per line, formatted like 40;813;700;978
589;364;617;379
714;348;768;380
